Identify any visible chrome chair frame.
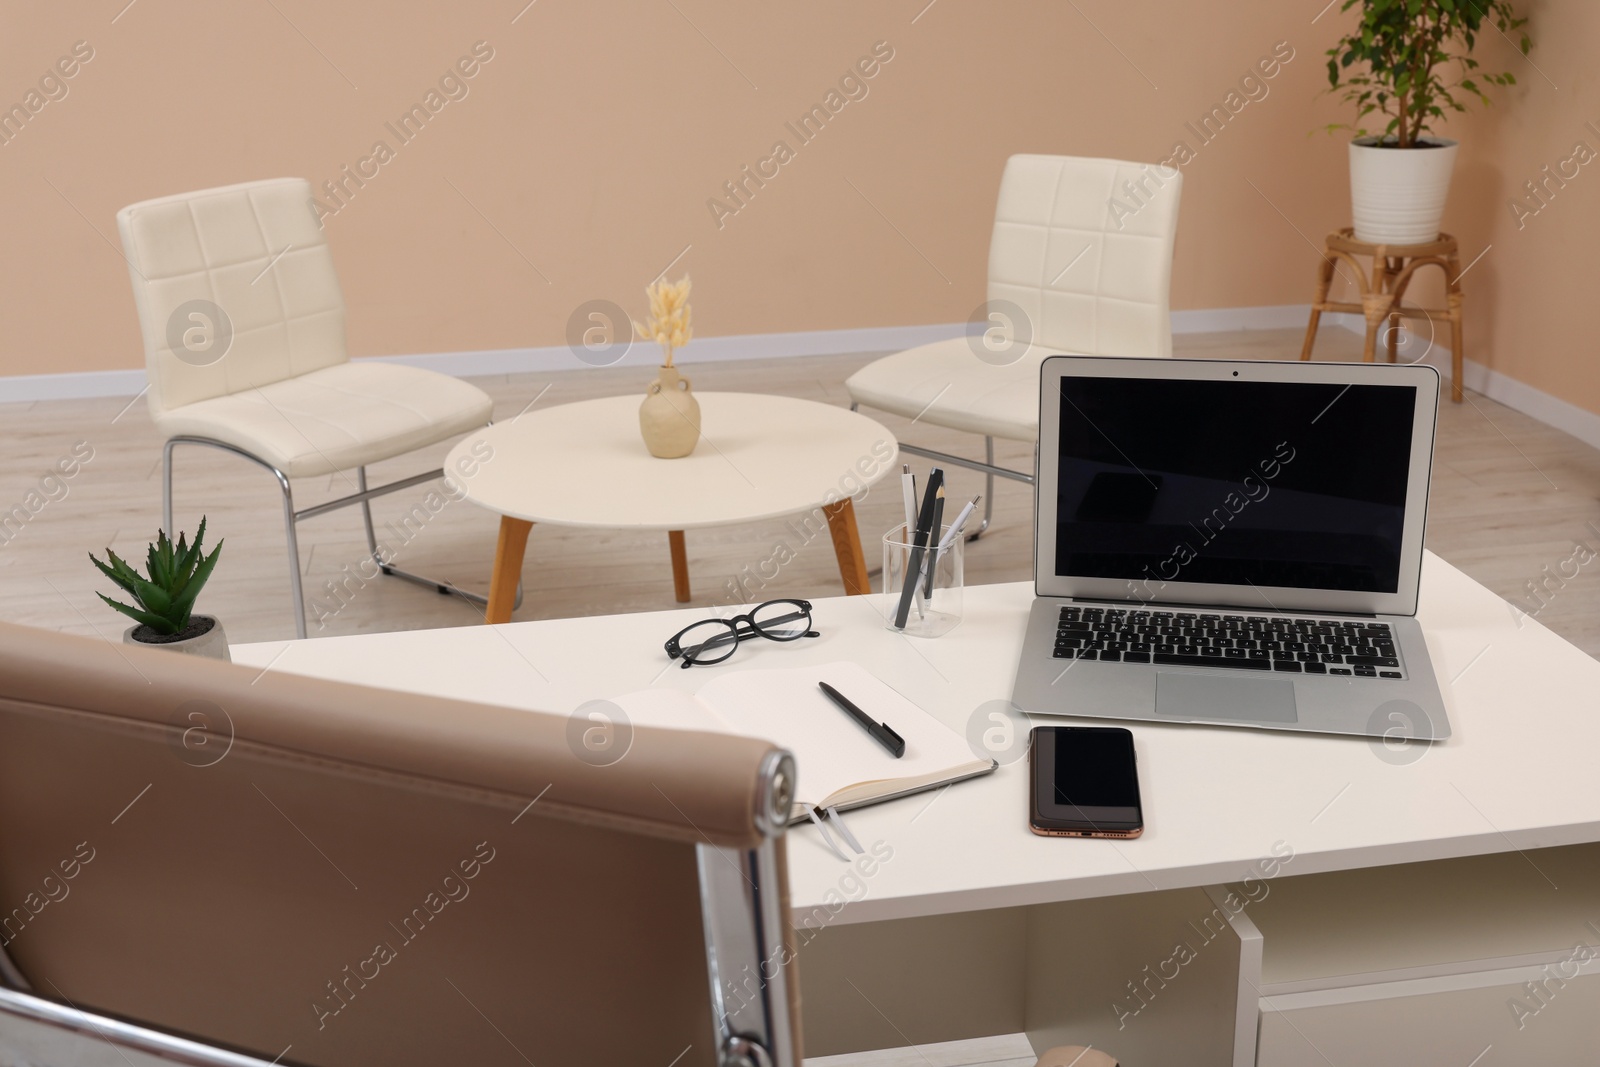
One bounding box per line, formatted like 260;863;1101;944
697;749;799;1067
849;407;1034;542
163;435;518;640
0;754;800;1067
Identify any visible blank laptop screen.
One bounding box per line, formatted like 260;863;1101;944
1055;376;1417;595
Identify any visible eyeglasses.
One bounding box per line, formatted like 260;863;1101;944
664;599;819;668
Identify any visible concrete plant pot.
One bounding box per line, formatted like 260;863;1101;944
1349;136;1459;245
123;614;231;662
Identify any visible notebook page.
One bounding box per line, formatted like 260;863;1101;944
604;687;728;734
695;661;977;807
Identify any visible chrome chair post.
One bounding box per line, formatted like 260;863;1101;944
697;750;797;1067
969;436;997;541
850;405;1022;540
164;436;496;639
357;464;380;562
0;985;282;1067
161;438;178;537
273;467;306;640
353;465;503;611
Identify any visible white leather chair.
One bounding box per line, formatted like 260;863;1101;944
116;178;496;639
846;155;1182;536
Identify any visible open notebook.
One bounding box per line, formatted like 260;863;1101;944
612;661;995;822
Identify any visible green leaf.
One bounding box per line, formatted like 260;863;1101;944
1315;0;1532;140
147;541;168;590
96;592;177;635
169;542;223;618
88;518;221;631
128;573;172;615
88;549;140;597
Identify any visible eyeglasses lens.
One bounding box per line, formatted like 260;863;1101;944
751;601;811;640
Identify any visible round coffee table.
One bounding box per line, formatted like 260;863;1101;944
445;392;900;623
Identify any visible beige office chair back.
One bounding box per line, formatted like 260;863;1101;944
988;154;1182;359
117;178;348;416
0;622;799;1067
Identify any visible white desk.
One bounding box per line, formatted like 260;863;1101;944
233;552;1600;1064
233;551;1596;920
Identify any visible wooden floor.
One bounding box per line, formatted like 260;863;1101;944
2;327;1597;662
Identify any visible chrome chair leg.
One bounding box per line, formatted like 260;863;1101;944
162;438;178;536
357;465;379;555
165;436;505;640
851;406;1024;543
966;437;997;542
274;468;308;641
354;467;517;611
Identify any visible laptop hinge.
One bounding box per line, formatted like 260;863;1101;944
1064;596;1380;619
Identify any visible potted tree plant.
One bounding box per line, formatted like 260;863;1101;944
90;518;229;662
1325;0;1530;244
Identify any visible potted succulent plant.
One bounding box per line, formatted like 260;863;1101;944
90;518;228;662
1325;0;1530;244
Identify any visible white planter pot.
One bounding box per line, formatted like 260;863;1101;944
124;614;231;662
1349;136;1459;245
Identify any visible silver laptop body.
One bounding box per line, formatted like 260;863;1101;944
1012;356;1449;741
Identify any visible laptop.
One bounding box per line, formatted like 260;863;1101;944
1011;356;1450;741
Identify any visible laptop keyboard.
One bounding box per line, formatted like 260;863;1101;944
1053;606;1403;679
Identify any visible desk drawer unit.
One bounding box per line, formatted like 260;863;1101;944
1237;843;1600;1066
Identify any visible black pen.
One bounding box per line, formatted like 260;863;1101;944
818;681;905;759
894;466;943;629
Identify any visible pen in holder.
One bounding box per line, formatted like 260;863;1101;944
882;523;964;637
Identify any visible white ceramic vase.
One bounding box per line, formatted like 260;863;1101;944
123;614;231;662
1349;136;1459;245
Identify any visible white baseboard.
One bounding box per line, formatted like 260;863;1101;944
0;305;1318;403
0;368;147;404
1171;303;1318;332
378;321;972;377
6;308;1599;455
375;305;1326;377
1411;344;1600;452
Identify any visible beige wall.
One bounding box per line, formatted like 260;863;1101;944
2;1;1586;420
1447;0;1600;416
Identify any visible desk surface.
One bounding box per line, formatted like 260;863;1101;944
444;393;897;529
234;552;1599;926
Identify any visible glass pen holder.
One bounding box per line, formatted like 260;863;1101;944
882;523;964;637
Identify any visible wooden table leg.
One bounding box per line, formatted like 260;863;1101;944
1447;250;1465;403
485;516;533;624
1361;255;1390;364
1448;290;1465;403
823;497;871;596
1300;254;1336;361
668;530;691;603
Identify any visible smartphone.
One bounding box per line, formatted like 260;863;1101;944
1029;726;1144;839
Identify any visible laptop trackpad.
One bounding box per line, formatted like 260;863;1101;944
1156;672;1299;724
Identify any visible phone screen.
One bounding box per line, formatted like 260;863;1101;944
1054;728;1139;807
1030;726;1143;836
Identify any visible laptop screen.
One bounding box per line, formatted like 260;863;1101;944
1055;376;1417;595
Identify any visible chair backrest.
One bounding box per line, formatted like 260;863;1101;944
988;155;1182;359
116;178;348;415
0;622;800;1067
